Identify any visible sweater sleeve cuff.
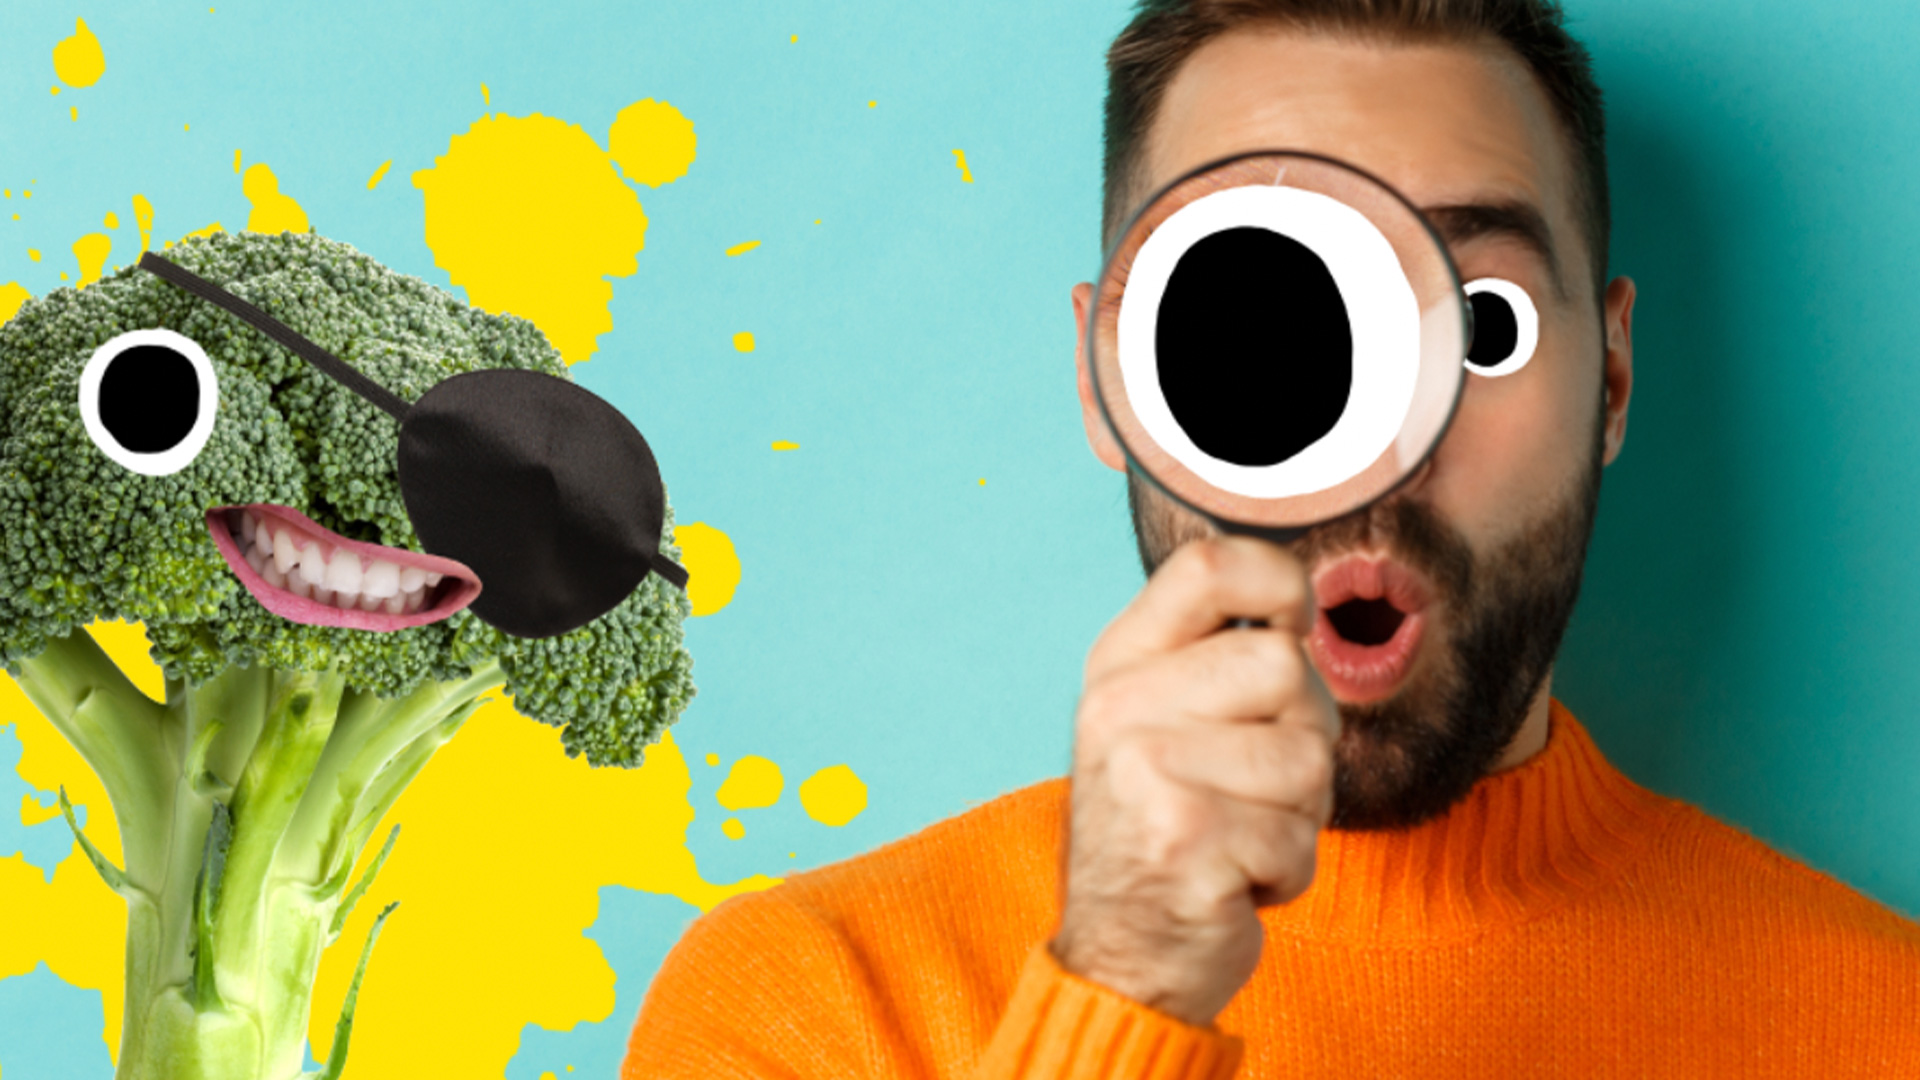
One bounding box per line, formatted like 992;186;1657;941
971;941;1244;1080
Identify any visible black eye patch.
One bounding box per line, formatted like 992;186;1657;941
137;251;689;639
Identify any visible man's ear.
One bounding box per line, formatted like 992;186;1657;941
1073;281;1127;472
1601;275;1636;466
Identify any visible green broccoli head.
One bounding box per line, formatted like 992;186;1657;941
0;229;693;766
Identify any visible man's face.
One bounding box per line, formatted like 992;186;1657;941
1073;28;1637;830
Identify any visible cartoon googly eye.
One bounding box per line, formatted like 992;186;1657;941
1115;184;1421;500
78;328;220;476
1462;277;1539;377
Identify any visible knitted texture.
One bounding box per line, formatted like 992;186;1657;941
624;702;1920;1077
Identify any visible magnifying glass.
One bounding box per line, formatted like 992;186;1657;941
1086;150;1470;565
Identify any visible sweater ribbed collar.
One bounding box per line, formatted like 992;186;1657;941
1261;700;1677;945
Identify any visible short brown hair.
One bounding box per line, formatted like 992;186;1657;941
1103;0;1610;302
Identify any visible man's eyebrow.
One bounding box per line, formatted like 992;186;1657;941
1419;200;1567;299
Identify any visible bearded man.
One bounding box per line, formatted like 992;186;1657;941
624;1;1920;1075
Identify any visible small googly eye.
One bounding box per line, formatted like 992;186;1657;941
1462;277;1539;377
79;328;220;476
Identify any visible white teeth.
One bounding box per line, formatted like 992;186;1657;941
273;530;300;575
325;550;364;594
232;518;442;620
297;543;328;586
362;559;401;599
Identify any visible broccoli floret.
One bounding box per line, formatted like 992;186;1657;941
0;230;696;1080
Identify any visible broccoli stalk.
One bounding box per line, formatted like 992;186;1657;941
16;627;502;1080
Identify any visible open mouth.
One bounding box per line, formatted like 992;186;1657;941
1307;555;1432;705
206;504;482;632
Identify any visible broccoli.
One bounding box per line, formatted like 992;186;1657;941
0;230;696;1080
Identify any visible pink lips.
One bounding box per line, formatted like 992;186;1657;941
206;504;482;632
1307;555;1433;704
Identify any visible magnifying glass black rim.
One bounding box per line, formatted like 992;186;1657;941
1085;146;1472;545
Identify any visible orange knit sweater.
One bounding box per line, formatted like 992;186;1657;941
624;702;1920;1077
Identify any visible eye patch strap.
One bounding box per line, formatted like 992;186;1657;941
138;252;411;422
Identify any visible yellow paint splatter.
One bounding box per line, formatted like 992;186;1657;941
17;793;57;828
704;753;719;766
799;765;868;827
722;818;745;840
102;211;118;229
790;34;797;42
50;86;60;96
73;233;110;287
978;478;986;485
716;756;783;811
813;218;821;225
242;163;310;234
481;83;491;105
4;190;9;198
307;702;780;1076
771;440;798;451
69;107;77;123
725;240;760;256
607;99;697;189
953;149;974;183
21;192;30;200
58;273;69;282
732;331;755;352
52;18;105;89
367;159;393;190
26;250;39;263
183;123;190;131
0;283;29;325
131;194;154;253
413;111;659;365
674;522;740;617
1;619;783;1078
232;149;241;174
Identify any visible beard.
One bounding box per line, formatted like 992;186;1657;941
1126;411;1605;831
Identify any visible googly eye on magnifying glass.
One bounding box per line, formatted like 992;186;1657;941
1462;277;1539;377
1088;149;1470;541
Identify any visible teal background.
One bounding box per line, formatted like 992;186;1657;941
2;0;1919;1074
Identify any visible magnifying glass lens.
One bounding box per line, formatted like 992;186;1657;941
1089;151;1466;536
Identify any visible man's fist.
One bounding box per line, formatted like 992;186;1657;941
1049;535;1341;1027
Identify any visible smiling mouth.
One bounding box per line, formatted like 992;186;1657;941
1307;555;1433;705
206;504;482;631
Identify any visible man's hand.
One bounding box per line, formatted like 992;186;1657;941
1049;535;1341;1027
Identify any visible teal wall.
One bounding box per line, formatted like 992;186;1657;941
1558;2;1920;915
1;1;1917;1075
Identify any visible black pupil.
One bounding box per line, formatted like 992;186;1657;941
1467;291;1519;368
99;344;200;453
1155;226;1353;467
